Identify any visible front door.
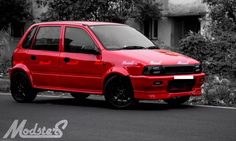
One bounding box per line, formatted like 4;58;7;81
59;26;104;93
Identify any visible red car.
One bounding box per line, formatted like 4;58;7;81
8;21;205;108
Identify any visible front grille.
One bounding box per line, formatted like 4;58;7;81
163;65;195;75
167;80;195;93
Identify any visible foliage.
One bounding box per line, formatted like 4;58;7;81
179;0;236;78
202;76;236;106
133;0;162;22
36;0;162;23
0;0;32;29
188;75;236;106
0;29;11;75
178;0;236;106
204;0;236;33
178;32;210;63
179;32;236;78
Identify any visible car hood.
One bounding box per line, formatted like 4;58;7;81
112;49;199;65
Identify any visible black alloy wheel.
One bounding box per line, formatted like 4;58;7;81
11;72;37;103
104;76;135;109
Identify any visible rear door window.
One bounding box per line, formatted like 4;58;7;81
32;26;60;51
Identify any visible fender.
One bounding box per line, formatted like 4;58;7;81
103;66;129;78
10;64;34;87
102;66;130;86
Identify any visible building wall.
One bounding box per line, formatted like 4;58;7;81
158;0;207;47
167;0;207;16
127;0;207;48
158;17;173;46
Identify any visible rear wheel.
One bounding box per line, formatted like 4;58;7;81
70;93;89;100
104;76;135;109
164;96;190;105
10;72;37;103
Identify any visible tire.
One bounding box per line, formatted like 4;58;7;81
164;96;190;105
104;76;135;109
70;93;89;100
10;72;37;103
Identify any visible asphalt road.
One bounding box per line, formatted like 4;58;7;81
0;93;235;141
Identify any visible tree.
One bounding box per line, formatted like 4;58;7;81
204;0;236;77
178;0;236;105
133;0;162;23
179;0;236;78
204;0;236;33
0;0;32;29
36;0;162;24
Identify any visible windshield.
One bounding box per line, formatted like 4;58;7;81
90;25;155;50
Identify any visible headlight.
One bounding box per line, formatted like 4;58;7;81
143;66;163;75
194;64;202;73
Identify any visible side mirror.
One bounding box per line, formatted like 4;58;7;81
89;48;100;55
83;45;100;55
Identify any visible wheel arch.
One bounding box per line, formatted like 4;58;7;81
103;72;133;94
10;64;34;87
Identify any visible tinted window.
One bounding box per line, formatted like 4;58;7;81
64;27;97;53
32;26;60;51
22;26;38;49
90;25;154;50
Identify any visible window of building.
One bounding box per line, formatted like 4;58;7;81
32;26;60;51
143;19;158;39
144;20;150;38
64;27;97;53
152;20;158;39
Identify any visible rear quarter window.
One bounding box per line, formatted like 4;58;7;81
22;26;38;49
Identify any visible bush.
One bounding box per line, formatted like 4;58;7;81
0;28;11;76
178;32;236;106
203;76;236;106
179;32;236;78
178;32;210;62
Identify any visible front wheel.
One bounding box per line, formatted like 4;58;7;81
164;96;190;105
10;72;37;103
104;76;135;109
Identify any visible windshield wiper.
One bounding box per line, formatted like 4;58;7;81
121;46;145;50
146;45;160;49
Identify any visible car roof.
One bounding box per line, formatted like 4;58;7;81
33;21;123;26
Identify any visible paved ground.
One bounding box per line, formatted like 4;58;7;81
0;93;236;141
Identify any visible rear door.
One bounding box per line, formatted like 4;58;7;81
27;26;61;88
59;26;104;93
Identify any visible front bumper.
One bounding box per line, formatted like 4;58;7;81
130;73;205;100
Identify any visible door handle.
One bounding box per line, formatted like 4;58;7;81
30;55;36;60
64;57;70;63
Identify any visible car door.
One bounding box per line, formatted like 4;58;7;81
27;26;61;88
59;26;104;93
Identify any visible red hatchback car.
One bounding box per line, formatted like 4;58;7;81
9;21;205;108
